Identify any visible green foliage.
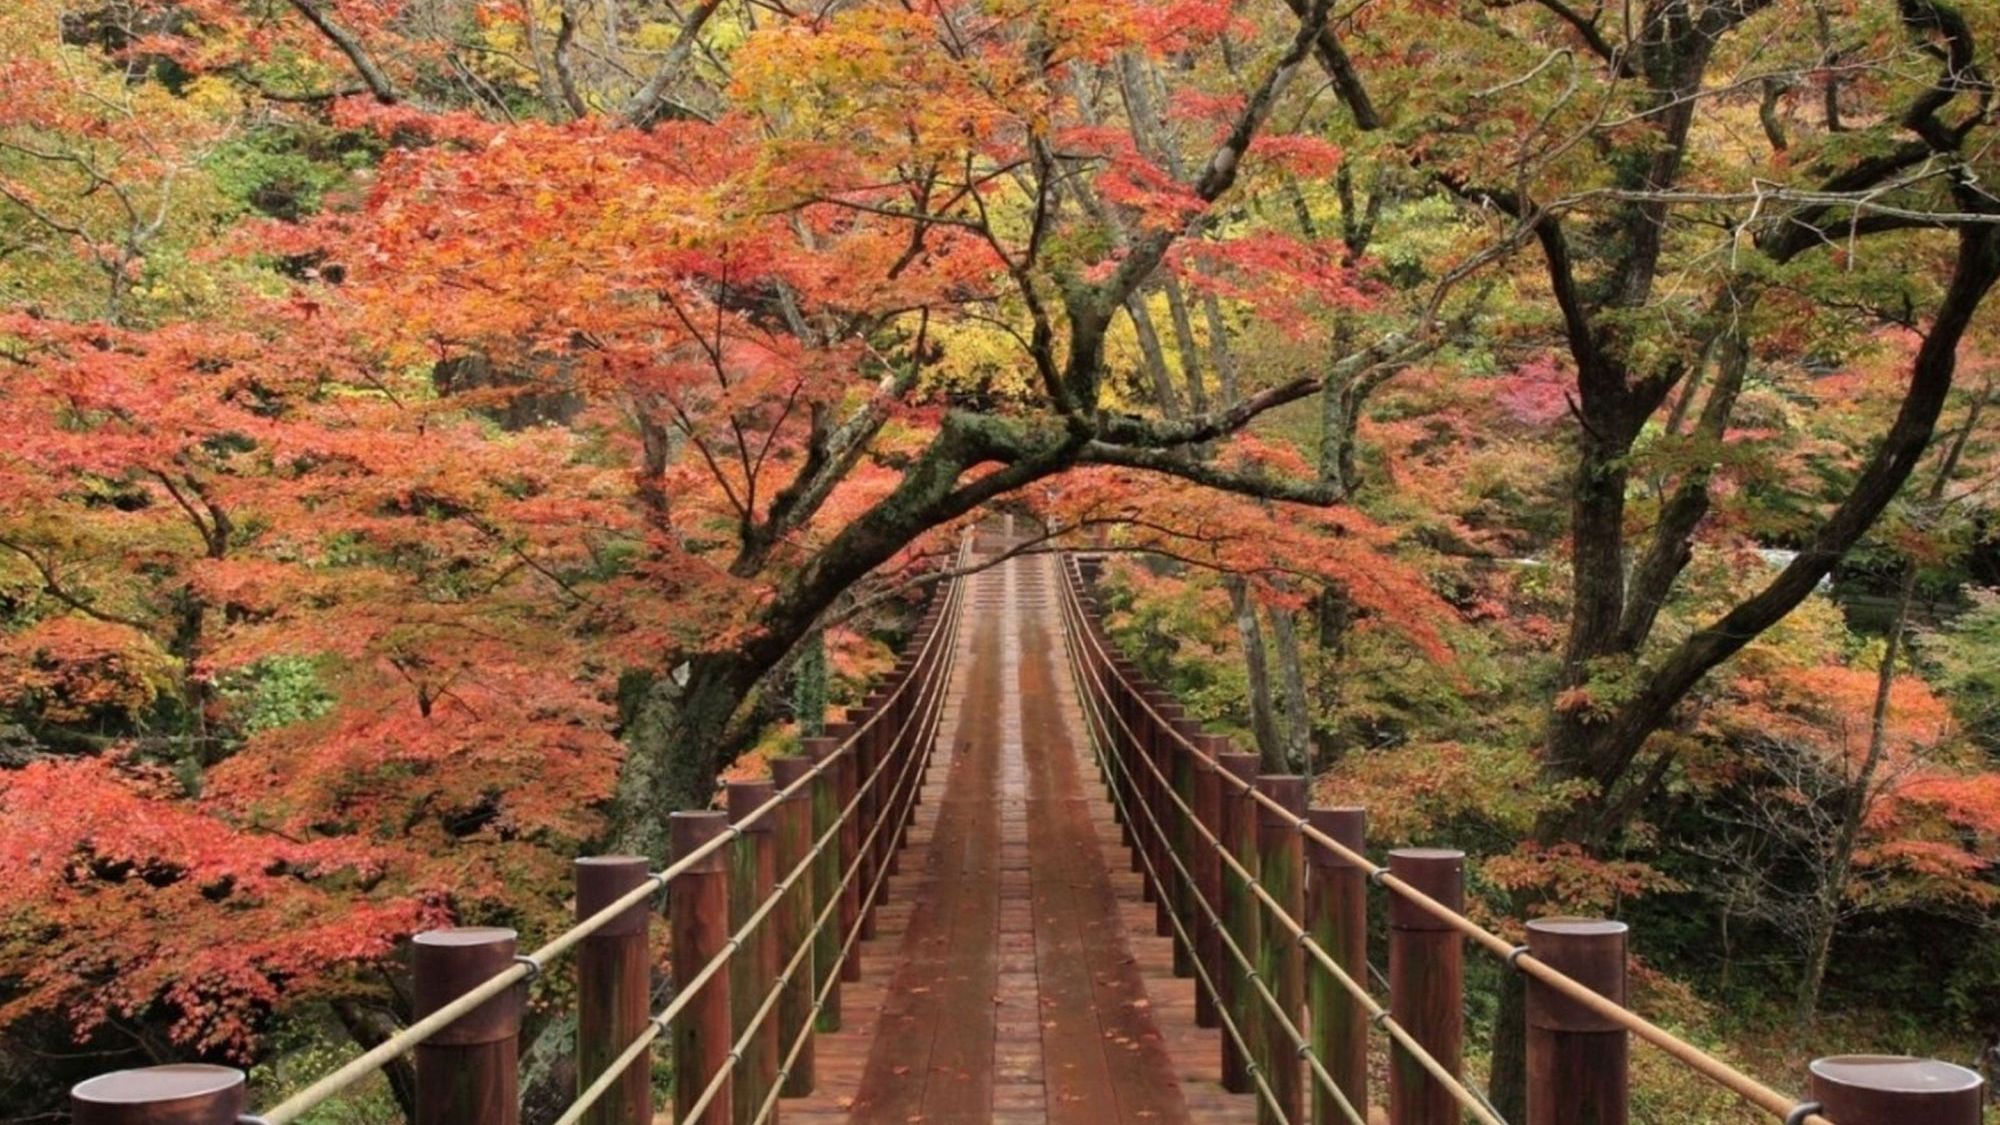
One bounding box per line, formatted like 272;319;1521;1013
248;1019;401;1125
1923;590;2000;754
206;128;362;222
220;654;336;735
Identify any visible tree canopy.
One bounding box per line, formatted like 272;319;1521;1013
4;0;2000;1117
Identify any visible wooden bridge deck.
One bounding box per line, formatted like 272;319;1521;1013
785;550;1256;1124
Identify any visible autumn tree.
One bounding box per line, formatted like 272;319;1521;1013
0;2;1489;1107
192;0;1484;825
1228;0;2000;1105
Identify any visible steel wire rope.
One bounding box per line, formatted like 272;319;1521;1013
1058;601;1359;1125
749;540;979;1125
676;618;957;1125
1062;604;1500;1125
559;570;964;1125
251;553;969;1125
1056;557;1837;1125
1057;567;1496;1125
559;534;970;1125
560;552;972;1120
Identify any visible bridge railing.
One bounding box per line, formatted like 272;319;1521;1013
1053;551;1983;1125
69;539;972;1125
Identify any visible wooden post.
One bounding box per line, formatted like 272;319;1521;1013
1096;645;1127;840
671;811;733;1125
1117;662;1146;860
576;857;653;1125
1192;734;1228;1030
1121;673;1149;884
412;927;523;1125
1255;775;1306;1125
1145;693;1183;935
1307;807;1368;1125
1387;848;1464;1125
804;737;843;1031
883;687;912;874
1808;1057;1984;1124
770;756;818;1096
829;726;863;983
1217;749;1263;1095
895;658;925;806
728;782;780;1125
1525;918;1628;1125
888;674;927;872
71;1066;244;1125
848;707;881;941
874;685;906;872
1167;717;1201;979
1115;661;1144;864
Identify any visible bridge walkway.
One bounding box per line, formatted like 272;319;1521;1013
786;548;1255;1124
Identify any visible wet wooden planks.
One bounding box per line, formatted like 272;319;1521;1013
778;551;1256;1125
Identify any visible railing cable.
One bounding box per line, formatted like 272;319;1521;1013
1059;565;1494;1125
685;634;951;1125
560;559;966;1125
1062;607;1362;1125
1057;555;1837;1125
253;549;968;1125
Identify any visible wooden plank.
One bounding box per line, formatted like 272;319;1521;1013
844;569;1006;1123
779;549;1259;1125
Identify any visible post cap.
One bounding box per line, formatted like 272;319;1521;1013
72;1065;245;1124
576;855;653;936
1306;807;1366;869
670;810;733;873
1256;775;1308;826
1386;848;1465;930
771;755;815;794
412;927;523;1045
728;780;778;833
1525;917;1628;1032
1809;1056;1983;1124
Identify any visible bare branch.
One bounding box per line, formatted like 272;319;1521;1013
286;0;399;104
618;0;724;125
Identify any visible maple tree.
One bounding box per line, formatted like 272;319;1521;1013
1266;0;2000;1105
7;0;2000;1116
0;0;1469;1109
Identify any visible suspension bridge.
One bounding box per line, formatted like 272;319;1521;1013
68;533;1985;1125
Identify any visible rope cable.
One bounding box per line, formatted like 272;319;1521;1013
559;535;970;1125
1056;557;1835;1125
1066;575;1508;1123
1062;609;1358;1125
253;546;969;1125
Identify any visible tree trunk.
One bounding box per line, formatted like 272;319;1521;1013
1200;290;1239;407
1229;577;1287;771
332;1000;419;1122
792;629;827;737
1127;297;1183;419
1161;275;1210;414
1544;399;1643;786
615;654;765;853
1489;964;1529;1122
1268;601;1312;772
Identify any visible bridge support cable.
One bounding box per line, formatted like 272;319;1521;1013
63;539;1992;1125
1058;575;1474;1125
1056;559;1485;1118
1062;614;1331;1125
557;537;969;1125
61;539;969;1125
1054;551;1998;1125
671;596;960;1125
